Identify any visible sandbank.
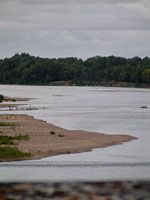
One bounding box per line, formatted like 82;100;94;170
0;96;30;109
0;114;137;161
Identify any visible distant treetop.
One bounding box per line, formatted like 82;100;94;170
0;53;149;86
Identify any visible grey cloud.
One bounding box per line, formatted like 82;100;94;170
20;0;143;4
0;0;143;5
0;0;150;58
1;0;149;31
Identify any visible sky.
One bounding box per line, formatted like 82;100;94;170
0;0;150;59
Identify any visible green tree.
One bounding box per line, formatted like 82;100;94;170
142;68;150;83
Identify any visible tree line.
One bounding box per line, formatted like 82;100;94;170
0;53;150;86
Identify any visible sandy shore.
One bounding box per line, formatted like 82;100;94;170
0;114;137;161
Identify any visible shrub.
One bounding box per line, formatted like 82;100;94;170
58;134;64;137
0;94;4;103
50;131;55;135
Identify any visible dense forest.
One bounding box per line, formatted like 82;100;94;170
0;53;150;87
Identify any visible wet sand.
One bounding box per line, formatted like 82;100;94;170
0;114;137;161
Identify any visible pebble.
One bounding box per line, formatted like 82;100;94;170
0;181;149;200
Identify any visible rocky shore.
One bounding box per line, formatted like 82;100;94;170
0;181;149;200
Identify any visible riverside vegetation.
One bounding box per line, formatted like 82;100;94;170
0;94;4;103
0;53;150;86
0;94;17;104
0;115;30;160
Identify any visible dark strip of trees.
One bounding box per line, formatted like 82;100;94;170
0;53;150;86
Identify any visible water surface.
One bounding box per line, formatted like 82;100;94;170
0;85;150;182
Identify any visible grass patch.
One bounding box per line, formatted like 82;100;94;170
0;135;29;145
0;136;14;145
0;146;31;159
14;135;29;141
0;121;16;127
0;121;17;131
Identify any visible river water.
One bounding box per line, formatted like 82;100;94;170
0;85;150;182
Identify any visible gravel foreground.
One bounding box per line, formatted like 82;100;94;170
0;181;149;200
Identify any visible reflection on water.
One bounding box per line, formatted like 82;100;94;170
0;85;150;181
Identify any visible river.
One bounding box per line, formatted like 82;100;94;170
0;85;150;182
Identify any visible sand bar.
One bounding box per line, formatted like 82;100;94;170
0;96;30;109
0;114;137;161
3;96;30;102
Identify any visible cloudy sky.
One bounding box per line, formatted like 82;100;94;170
0;0;150;59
